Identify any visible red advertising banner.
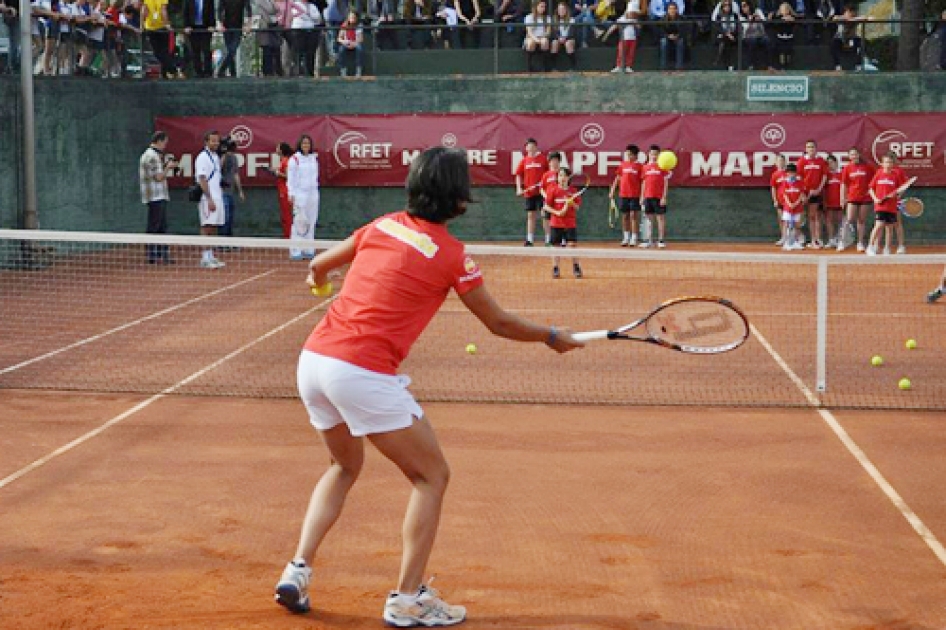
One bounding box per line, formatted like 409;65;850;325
155;113;946;188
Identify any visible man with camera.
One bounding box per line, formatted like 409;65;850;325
139;131;178;264
218;135;244;239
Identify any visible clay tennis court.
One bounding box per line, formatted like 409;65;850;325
1;238;945;629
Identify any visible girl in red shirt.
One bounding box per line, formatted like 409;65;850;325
838;147;874;252
824;155;843;248
769;154;788;245
867;152;909;256
539;151;562;246
274;147;582;626
780;163;806;250
270;142;294;238
544;166;583;278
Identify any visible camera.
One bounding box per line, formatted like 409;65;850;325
219;136;237;154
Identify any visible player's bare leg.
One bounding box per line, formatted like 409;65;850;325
542;214;551;245
927;266;946;303
807;204;822;248
656;214;666;247
568;241;582;277
525;210;536;246
895;215;906;254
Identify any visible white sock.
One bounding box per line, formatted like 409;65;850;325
527;232;534;242
202;249;213;261
623;231;630;240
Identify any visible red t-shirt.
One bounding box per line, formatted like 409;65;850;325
515;153;549;198
825;172;842;209
770;168;788;201
304;211;484;375
277;156;289;198
616;160;643;198
641;163;669;199
796;155;829;194
540;168;559;200
840;162;874;204
547;184;580;229
781;178;806;214
869;167;907;214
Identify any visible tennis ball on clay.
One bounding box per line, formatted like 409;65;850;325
905;339;917;350
465;343;478;355
898;378;912;391
871;355;884;367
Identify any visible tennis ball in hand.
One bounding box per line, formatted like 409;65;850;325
905;339;917;350
465;343;477;355
898;378;912;391
871;355;884;367
310;282;333;297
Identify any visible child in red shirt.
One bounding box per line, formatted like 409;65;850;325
824;155;843;248
514;137;549;247
609;143;643;247
838;147;874;252
544;167;583;278
639;144;671;249
796;140;828;249
539;151;562;247
780;163;806;251
867;152;909;256
770;154;788;245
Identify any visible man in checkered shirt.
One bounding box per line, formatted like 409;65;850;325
139;131;177;264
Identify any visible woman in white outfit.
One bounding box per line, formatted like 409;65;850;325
287;134;320;260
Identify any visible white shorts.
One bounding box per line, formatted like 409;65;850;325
199;194;225;227
781;211;800;223
296;350;423;437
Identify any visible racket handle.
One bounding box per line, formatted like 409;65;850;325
573;330;610;342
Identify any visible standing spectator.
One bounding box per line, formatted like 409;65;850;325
368;0;398;50
336;9;363;76
324;0;347;60
218;135;243;238
571;0;594;48
659;2;687;71
523;0;551;72
456;0;480;48
56;0;79;76
796;139;828;249
1;0;19;74
639;144;671;248
254;0;283;75
287;134;320;261
609;143;643;247
550;1;576;69
79;0;109;74
829;4;864;71
514;137;548;247
771;1;795;69
184;0;216;77
269;142;294;238
196;130;226;268
32;0;59;76
142;0;174;77
769;153;788;244
497;0;525;47
403;0;434;49
605;0;639;73
712;0;740;70
289;0;322;77
216;0;251;77
139;131;177;264
740;0;770;69
436;0;460;49
838;146;873;252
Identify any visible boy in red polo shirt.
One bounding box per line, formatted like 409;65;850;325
514;137;549;247
639;144;670;249
770;154;789;246
838;147;874;252
866;152;909;256
539;151;562;246
609;143;643;247
275;147;582;626
796;139;829;249
544;166;583;278
780;163;806;250
824;155;843;248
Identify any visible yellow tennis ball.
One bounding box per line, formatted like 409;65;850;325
905;339;917;350
657;150;678;171
465;343;477;355
898;378;912;391
871;355;883;367
310;282;333;297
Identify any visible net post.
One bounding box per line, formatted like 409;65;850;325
816;257;828;394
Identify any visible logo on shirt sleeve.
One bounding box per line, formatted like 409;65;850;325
460;255;482;283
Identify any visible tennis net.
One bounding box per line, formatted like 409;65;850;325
1;229;944;410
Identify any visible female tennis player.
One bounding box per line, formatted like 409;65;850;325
275;147;583;627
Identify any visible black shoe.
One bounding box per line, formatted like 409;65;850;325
552;266;560;279
524;240;534;247
928;288;944;304
573;264;582;279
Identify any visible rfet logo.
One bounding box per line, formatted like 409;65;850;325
333;131;394;170
579;123;605;148
760;123;786;149
229;125;253;150
873;129;937;169
441;133;458;148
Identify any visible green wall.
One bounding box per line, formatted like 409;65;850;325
1;72;944;241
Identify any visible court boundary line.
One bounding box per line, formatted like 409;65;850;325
750;323;946;568
0;296;337;492
0;270;276;376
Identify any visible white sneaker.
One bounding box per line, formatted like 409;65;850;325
610;66;622;73
775;237;785;246
212;258;226;268
896;246;906;255
856;242;866;253
789;242;804;251
883;247;891;256
383;581;466;627
827;238;838;248
200;258;219;269
629;236;638;246
657;241;666;249
638;241;653;248
275;561;312;614
865;247;876;257
782;243;792;251
620;238;629;247
625;67;634;73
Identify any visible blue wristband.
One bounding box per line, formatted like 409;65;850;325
547;326;558;345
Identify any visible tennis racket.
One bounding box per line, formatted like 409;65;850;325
564;172;591;205
573;296;750;354
898;197;923;218
519;181;543;197
608;198;618;229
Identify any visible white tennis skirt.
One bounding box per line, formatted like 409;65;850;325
296;350;423;437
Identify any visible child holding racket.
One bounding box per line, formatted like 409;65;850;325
540;151;562;246
838;147;874;252
866;152;909;256
514;137;549;247
275;147;582;626
780;163;806;251
544;166;583;278
609;143;643;247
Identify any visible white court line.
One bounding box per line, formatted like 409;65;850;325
750;323;946;568
0;295;336;491
0;271;276;376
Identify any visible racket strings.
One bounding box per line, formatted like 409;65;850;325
645;301;749;350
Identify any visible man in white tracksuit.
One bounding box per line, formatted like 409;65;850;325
287;134;320;260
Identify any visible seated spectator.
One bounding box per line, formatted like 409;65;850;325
523;0;551;72
289;0;322;77
571;0;595;48
455;0;481;48
830;3;865;71
550;0;576;69
712;0;740;69
437;0;461;48
739;0;771;69
659;1;686;70
403;0;435;49
771;1;795;69
605;0;638;73
337;8;362;75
